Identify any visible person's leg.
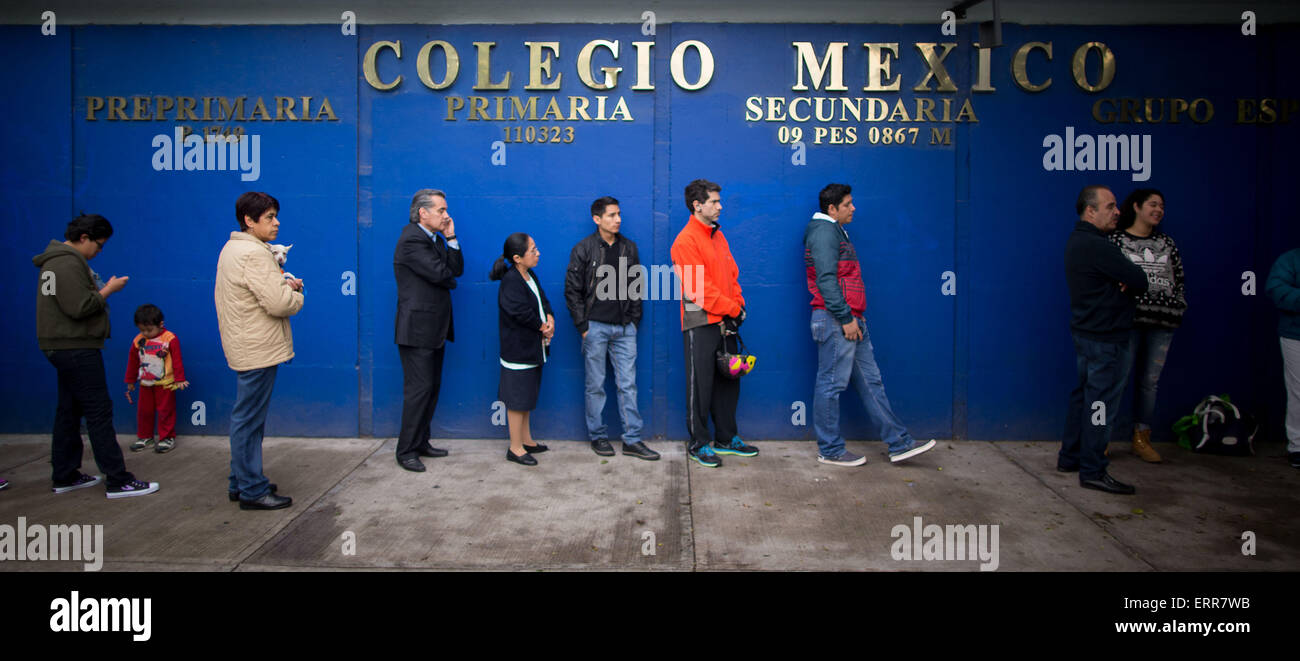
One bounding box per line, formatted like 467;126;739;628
582;322;612;441
396;345;435;461
683;327;718;453
419;346;445;447
521;410;533;445
608;322;644;443
228;366;276;499
136;384;155;440
507;410;527;455
70;350;133;488
1059;338;1089;471
156;386;177;439
47;351;88;485
1078;338;1128;481
811;310;854;459
848;321;914;454
710;331;741;444
1133;329;1174;430
1281;337;1300;454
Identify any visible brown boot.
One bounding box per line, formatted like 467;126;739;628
1132;428;1162;463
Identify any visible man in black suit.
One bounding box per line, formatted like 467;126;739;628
394;189;464;472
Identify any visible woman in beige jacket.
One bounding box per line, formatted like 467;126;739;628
215;192;303;511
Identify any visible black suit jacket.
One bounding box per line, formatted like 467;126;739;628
498;267;553;365
394;222;464;348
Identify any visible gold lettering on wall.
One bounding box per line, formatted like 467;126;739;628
1012;41;1053;92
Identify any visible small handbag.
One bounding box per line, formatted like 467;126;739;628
715;329;756;379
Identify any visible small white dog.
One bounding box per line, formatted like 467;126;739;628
269;243;296;280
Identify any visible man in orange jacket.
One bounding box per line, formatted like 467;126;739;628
671;179;759;468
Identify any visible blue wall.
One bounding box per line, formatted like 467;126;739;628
2;23;1296;442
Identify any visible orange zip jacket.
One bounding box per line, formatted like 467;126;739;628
670;215;744;330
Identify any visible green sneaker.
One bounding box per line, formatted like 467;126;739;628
130;437;156;452
712;436;758;457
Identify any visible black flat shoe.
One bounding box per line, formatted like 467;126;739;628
239;492;293;510
229;482;278;502
1079;473;1136;495
622;441;661;461
507;448;538;466
418;445;449;458
398;457;427;472
523;443;548;453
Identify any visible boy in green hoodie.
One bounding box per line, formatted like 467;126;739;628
34;214;159;499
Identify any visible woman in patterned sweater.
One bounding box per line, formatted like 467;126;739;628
1109;188;1186;463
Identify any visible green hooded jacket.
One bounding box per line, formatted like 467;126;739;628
33;240;111;350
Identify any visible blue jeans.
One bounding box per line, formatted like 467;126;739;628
582;320;642;443
1061;333;1131;480
811;309;913;457
228;365;277;500
1126;327;1174;429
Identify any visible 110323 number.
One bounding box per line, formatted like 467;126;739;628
501;126;575;143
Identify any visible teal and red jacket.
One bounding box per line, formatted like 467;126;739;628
804;212;866;324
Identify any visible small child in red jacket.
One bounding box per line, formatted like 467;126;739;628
124;304;189;453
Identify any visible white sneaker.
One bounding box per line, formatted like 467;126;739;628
889;439;937;463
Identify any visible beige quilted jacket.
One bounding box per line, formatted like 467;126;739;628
214;231;304;371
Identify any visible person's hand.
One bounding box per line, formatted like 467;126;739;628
125;382;135;404
1118;282;1128;293
100;275;129;297
289;278;304;292
174;381;190;391
581;331;587;340
444;216;455;239
842;319;863;341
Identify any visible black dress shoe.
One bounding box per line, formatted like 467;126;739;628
1079;473;1136;495
239;492;293;510
229;482;278;502
1056;464;1079;473
507;448;538;466
397;457;426;472
591;439;615;456
418;445;449;458
622;441;661;461
523;443;548;453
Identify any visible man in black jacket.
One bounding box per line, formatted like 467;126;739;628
1062;185;1149;494
564;196;658;460
393;189;464;472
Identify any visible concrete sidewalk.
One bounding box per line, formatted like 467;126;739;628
0;434;1295;571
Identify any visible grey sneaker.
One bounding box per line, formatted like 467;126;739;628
129;437;156;452
818;451;866;467
106;479;160;499
889;439;937;463
155;437;176;453
53;473;102;494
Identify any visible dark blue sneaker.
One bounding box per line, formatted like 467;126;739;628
889;439;937;463
713;436;758;457
688;445;722;468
